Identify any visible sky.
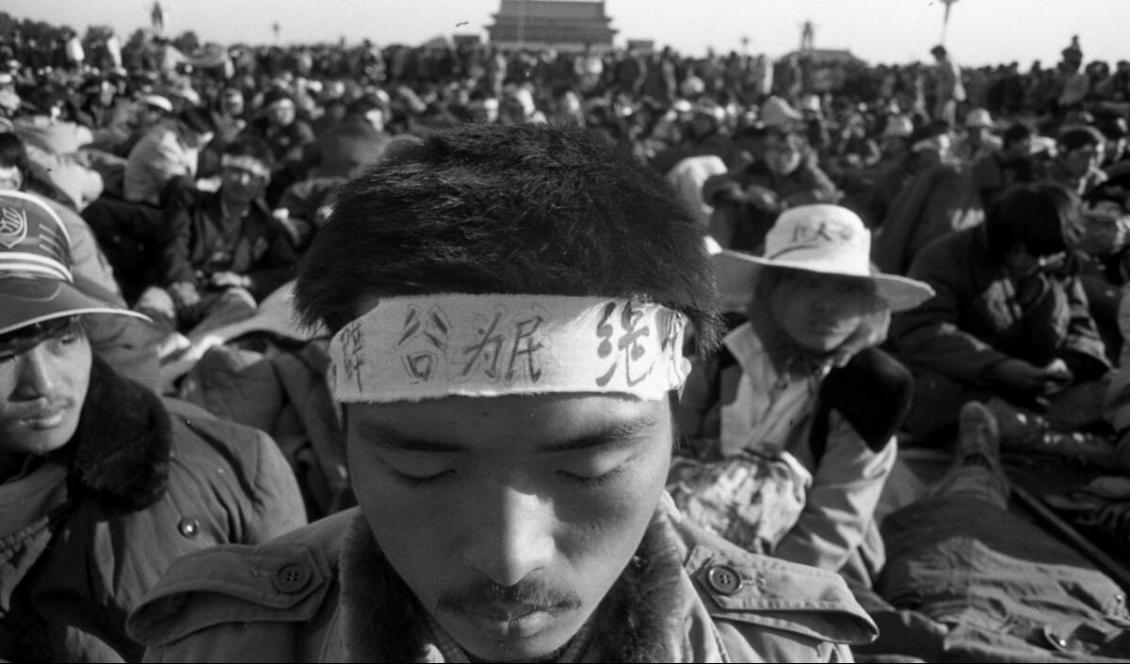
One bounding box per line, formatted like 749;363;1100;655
5;0;1129;67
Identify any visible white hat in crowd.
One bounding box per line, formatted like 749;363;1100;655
712;204;935;312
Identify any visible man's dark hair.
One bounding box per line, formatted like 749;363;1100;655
1001;122;1034;149
223;134;275;169
295;123;722;355
0;132;29;175
985;182;1074;262
1058;126;1104;154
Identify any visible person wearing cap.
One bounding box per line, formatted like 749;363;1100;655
123;104;217;206
874;114;915;168
126;123;877;662
0;190;305;661
679;204;932;586
0;132;168;389
952;107;1002;164
889;182;1111;442
703;124;839;253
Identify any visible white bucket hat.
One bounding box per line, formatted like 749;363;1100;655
712;204;935;312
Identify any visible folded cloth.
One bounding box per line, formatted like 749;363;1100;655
667;446;810;554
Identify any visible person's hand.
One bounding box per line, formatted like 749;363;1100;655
714;181;747;204
1040;358;1074;394
989;358;1072;393
209;271;250;290
168;281;200;309
829;305;891;368
743;185;780;213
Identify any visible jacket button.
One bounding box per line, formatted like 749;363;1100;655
272;562;312;594
177;517;200;538
705;564;744;595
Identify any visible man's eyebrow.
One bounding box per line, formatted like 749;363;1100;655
540;416;658;453
354;422;467;453
353;415;659;454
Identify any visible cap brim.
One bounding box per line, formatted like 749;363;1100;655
0;279;151;336
712;250;935;313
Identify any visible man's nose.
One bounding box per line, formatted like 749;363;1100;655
463;483;555;588
15;346;57;399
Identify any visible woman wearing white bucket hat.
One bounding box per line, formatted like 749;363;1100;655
678;204;933;586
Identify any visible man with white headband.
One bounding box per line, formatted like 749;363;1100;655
128;123;877;662
135;135;297;337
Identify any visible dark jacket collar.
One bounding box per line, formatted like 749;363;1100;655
337;511;688;662
65;357;171;511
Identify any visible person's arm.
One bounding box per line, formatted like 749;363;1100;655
890;245;1012;386
773;416;897;572
242;428;309;543
1057;274;1112;380
243;218;299;302
160;195;197;288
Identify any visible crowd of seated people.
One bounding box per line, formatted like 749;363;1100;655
1;14;1130;660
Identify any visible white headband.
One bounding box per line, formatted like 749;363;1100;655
328;294;691;403
221;154;271;179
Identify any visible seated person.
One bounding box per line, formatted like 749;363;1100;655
890;182;1111;442
859;401;1130;662
1046;125;1109;197
678;204;934;586
0;191;305;661
1;137;164;389
703;125;840;254
125;124;877;662
137;137;298;337
122;105;216;207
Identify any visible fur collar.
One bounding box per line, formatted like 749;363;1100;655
338;512;691;662
65;357;172;511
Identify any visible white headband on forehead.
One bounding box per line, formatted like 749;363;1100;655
221;154;271;179
328;294;692;404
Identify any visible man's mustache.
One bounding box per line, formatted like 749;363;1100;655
438;580;582;616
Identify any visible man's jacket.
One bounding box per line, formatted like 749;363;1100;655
890;225;1110;388
127;496;878;662
162;188;298;302
0;360;306;661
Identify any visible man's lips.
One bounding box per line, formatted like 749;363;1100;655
4;401;71;428
454;602;564;640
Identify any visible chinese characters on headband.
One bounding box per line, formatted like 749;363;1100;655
328;295;690;402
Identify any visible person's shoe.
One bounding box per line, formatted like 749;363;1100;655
955;401;1002;469
926;401;1011;503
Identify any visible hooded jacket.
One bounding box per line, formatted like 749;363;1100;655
0;359;306;661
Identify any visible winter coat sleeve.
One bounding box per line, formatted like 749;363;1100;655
160;195;197;287
891;243;1011;385
244;219;299;302
243;427;309;543
774;414;896;572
